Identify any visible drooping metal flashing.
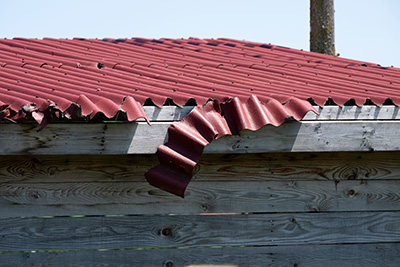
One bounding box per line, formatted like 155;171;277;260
145;95;316;197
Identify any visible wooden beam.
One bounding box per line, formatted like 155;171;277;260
2;152;399;183
1;120;400;154
140;105;400;122
142;105;400;122
2;243;399;267
205;120;400;153
1;211;400;251
304;105;400;120
2;179;400;217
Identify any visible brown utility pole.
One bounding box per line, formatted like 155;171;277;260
310;0;335;55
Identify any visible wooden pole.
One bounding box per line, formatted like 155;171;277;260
310;0;335;55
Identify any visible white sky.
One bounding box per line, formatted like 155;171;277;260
1;0;399;67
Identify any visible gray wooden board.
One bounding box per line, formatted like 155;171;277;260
142;105;400;122
1;243;399;267
1;120;400;154
1;180;400;217
1;211;400;251
1;152;400;183
305;105;400;120
205;120;400;153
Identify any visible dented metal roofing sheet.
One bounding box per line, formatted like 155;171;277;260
145;95;315;197
1;37;400;196
1;37;400;126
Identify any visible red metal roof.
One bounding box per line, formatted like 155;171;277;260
1;37;400;125
1;37;400;196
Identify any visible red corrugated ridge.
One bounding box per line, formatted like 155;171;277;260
1;37;400;125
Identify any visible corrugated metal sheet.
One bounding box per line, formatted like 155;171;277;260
1;37;400;125
1;37;400;196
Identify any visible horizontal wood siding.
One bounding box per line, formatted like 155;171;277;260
1;152;400;266
1;152;400;217
2;211;400;251
2;243;400;267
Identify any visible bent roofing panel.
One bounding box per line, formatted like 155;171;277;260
2;37;400;196
145;96;315;197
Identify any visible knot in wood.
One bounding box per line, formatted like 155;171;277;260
161;228;172;236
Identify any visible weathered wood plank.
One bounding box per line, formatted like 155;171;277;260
143;105;400;122
196;152;400;182
1;180;400;217
1;121;400;154
0;154;157;183
3;152;400;183
304;105;400;120
205;120;400;153
142;106;194;122
0;122;167;155
1;211;400;251
2;243;399;267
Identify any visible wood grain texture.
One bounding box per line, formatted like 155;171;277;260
1;152;400;183
304;105;400;120
1;180;400;217
0;154;157;183
204;120;400;153
195;151;400;182
2;243;399;267
2;120;400;155
144;105;400;122
1;152;400;217
1;211;400;251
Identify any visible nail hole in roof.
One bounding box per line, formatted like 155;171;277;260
152;39;163;44
207;42;218;46
243;44;254;48
97;63;105;69
172;41;182;44
188;41;200;46
224;43;236;47
361;63;367;67
253;55;262;58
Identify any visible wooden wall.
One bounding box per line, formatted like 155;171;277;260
1;152;400;266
